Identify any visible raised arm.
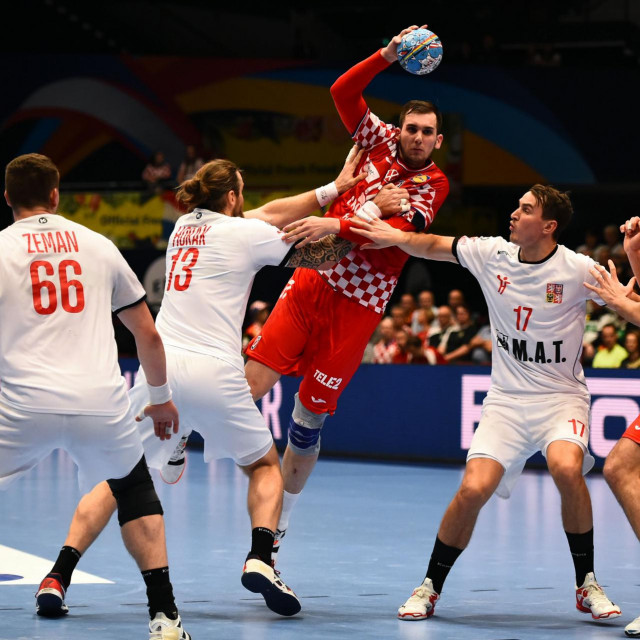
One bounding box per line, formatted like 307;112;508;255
350;216;457;263
117;302;179;441
330;25;424;133
244;146;365;229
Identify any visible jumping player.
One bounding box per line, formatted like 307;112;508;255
584;217;640;637
242;25;450;559
35;152;365;618
0;154;190;640
353;185;620;622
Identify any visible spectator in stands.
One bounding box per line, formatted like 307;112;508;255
592;323;628;368
142;150;173;192
576;228;599;259
372;317;397;364
400;293;416;324
597;224;624;257
391;329;410;364
390;304;411;333
412;308;434;340
447;289;466;312
411;289;438;333
442;304;478;363
429;305;458;352
177;144;204;183
622;331;640;369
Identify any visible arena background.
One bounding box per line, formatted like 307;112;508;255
2;0;639;466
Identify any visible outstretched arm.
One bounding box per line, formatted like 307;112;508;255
244;146;365;229
285;235;355;270
350;216;457;262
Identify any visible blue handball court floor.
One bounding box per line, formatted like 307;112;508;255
1;448;640;640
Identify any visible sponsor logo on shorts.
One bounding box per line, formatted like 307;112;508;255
546;283;563;303
250;335;262;350
635;425;640;430
311;396;326;404
313;369;342;390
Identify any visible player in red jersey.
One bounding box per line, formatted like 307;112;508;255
244;25;450;559
585;216;640;636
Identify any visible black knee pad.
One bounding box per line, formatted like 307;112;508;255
107;456;163;527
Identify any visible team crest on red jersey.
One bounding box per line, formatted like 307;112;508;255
546;283;563;303
411;174;430;184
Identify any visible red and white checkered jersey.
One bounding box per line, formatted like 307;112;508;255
319;109;448;313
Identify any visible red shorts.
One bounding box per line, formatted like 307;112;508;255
246;269;381;414
622;414;640;444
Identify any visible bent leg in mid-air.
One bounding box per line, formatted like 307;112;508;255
239;443;301;617
546;440;620;621
398;457;504;621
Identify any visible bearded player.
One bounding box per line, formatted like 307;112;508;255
239;25;450;560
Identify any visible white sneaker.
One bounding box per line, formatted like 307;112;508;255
398;577;439;621
148;612;191;640
575;572;621;620
625;614;640;636
271;528;286;565
241;556;301;616
160;432;190;484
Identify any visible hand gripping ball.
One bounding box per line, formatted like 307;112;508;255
397;28;443;75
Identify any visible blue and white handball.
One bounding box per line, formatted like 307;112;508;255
397;28;443;75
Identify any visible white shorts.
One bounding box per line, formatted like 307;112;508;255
467;390;595;499
0;398;144;494
133;348;273;468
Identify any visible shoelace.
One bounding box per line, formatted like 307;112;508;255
584;583;612;606
409;586;433;601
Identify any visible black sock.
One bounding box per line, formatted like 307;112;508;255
248;527;275;566
50;546;82;590
565;528;594;587
426;537;463;595
142;567;177;619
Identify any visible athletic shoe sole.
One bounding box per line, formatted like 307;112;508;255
36;591;68;617
241;570;301;616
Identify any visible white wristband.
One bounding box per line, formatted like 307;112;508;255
355;200;381;222
316;181;339;207
147;381;172;405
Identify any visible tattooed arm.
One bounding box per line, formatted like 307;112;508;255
285;235;354;270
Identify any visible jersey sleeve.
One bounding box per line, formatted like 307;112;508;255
107;241;147;313
244;218;292;268
455;235;504;278
330;50;392;137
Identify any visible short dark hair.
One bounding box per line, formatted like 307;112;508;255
176;159;241;212
5;153;59;211
529;184;573;240
399;100;443;134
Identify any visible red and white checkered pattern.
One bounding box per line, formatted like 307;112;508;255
354;110;397;149
320;250;398;314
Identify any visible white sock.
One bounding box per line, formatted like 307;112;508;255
278;490;301;532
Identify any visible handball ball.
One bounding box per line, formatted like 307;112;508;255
397;28;443;75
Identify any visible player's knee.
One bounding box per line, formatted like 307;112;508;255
603;452;624;489
107;456;163;526
457;479;493;508
288;393;328;456
549;459;582;489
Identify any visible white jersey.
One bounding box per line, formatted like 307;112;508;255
0;214;145;415
155;208;294;371
455;236;603;397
